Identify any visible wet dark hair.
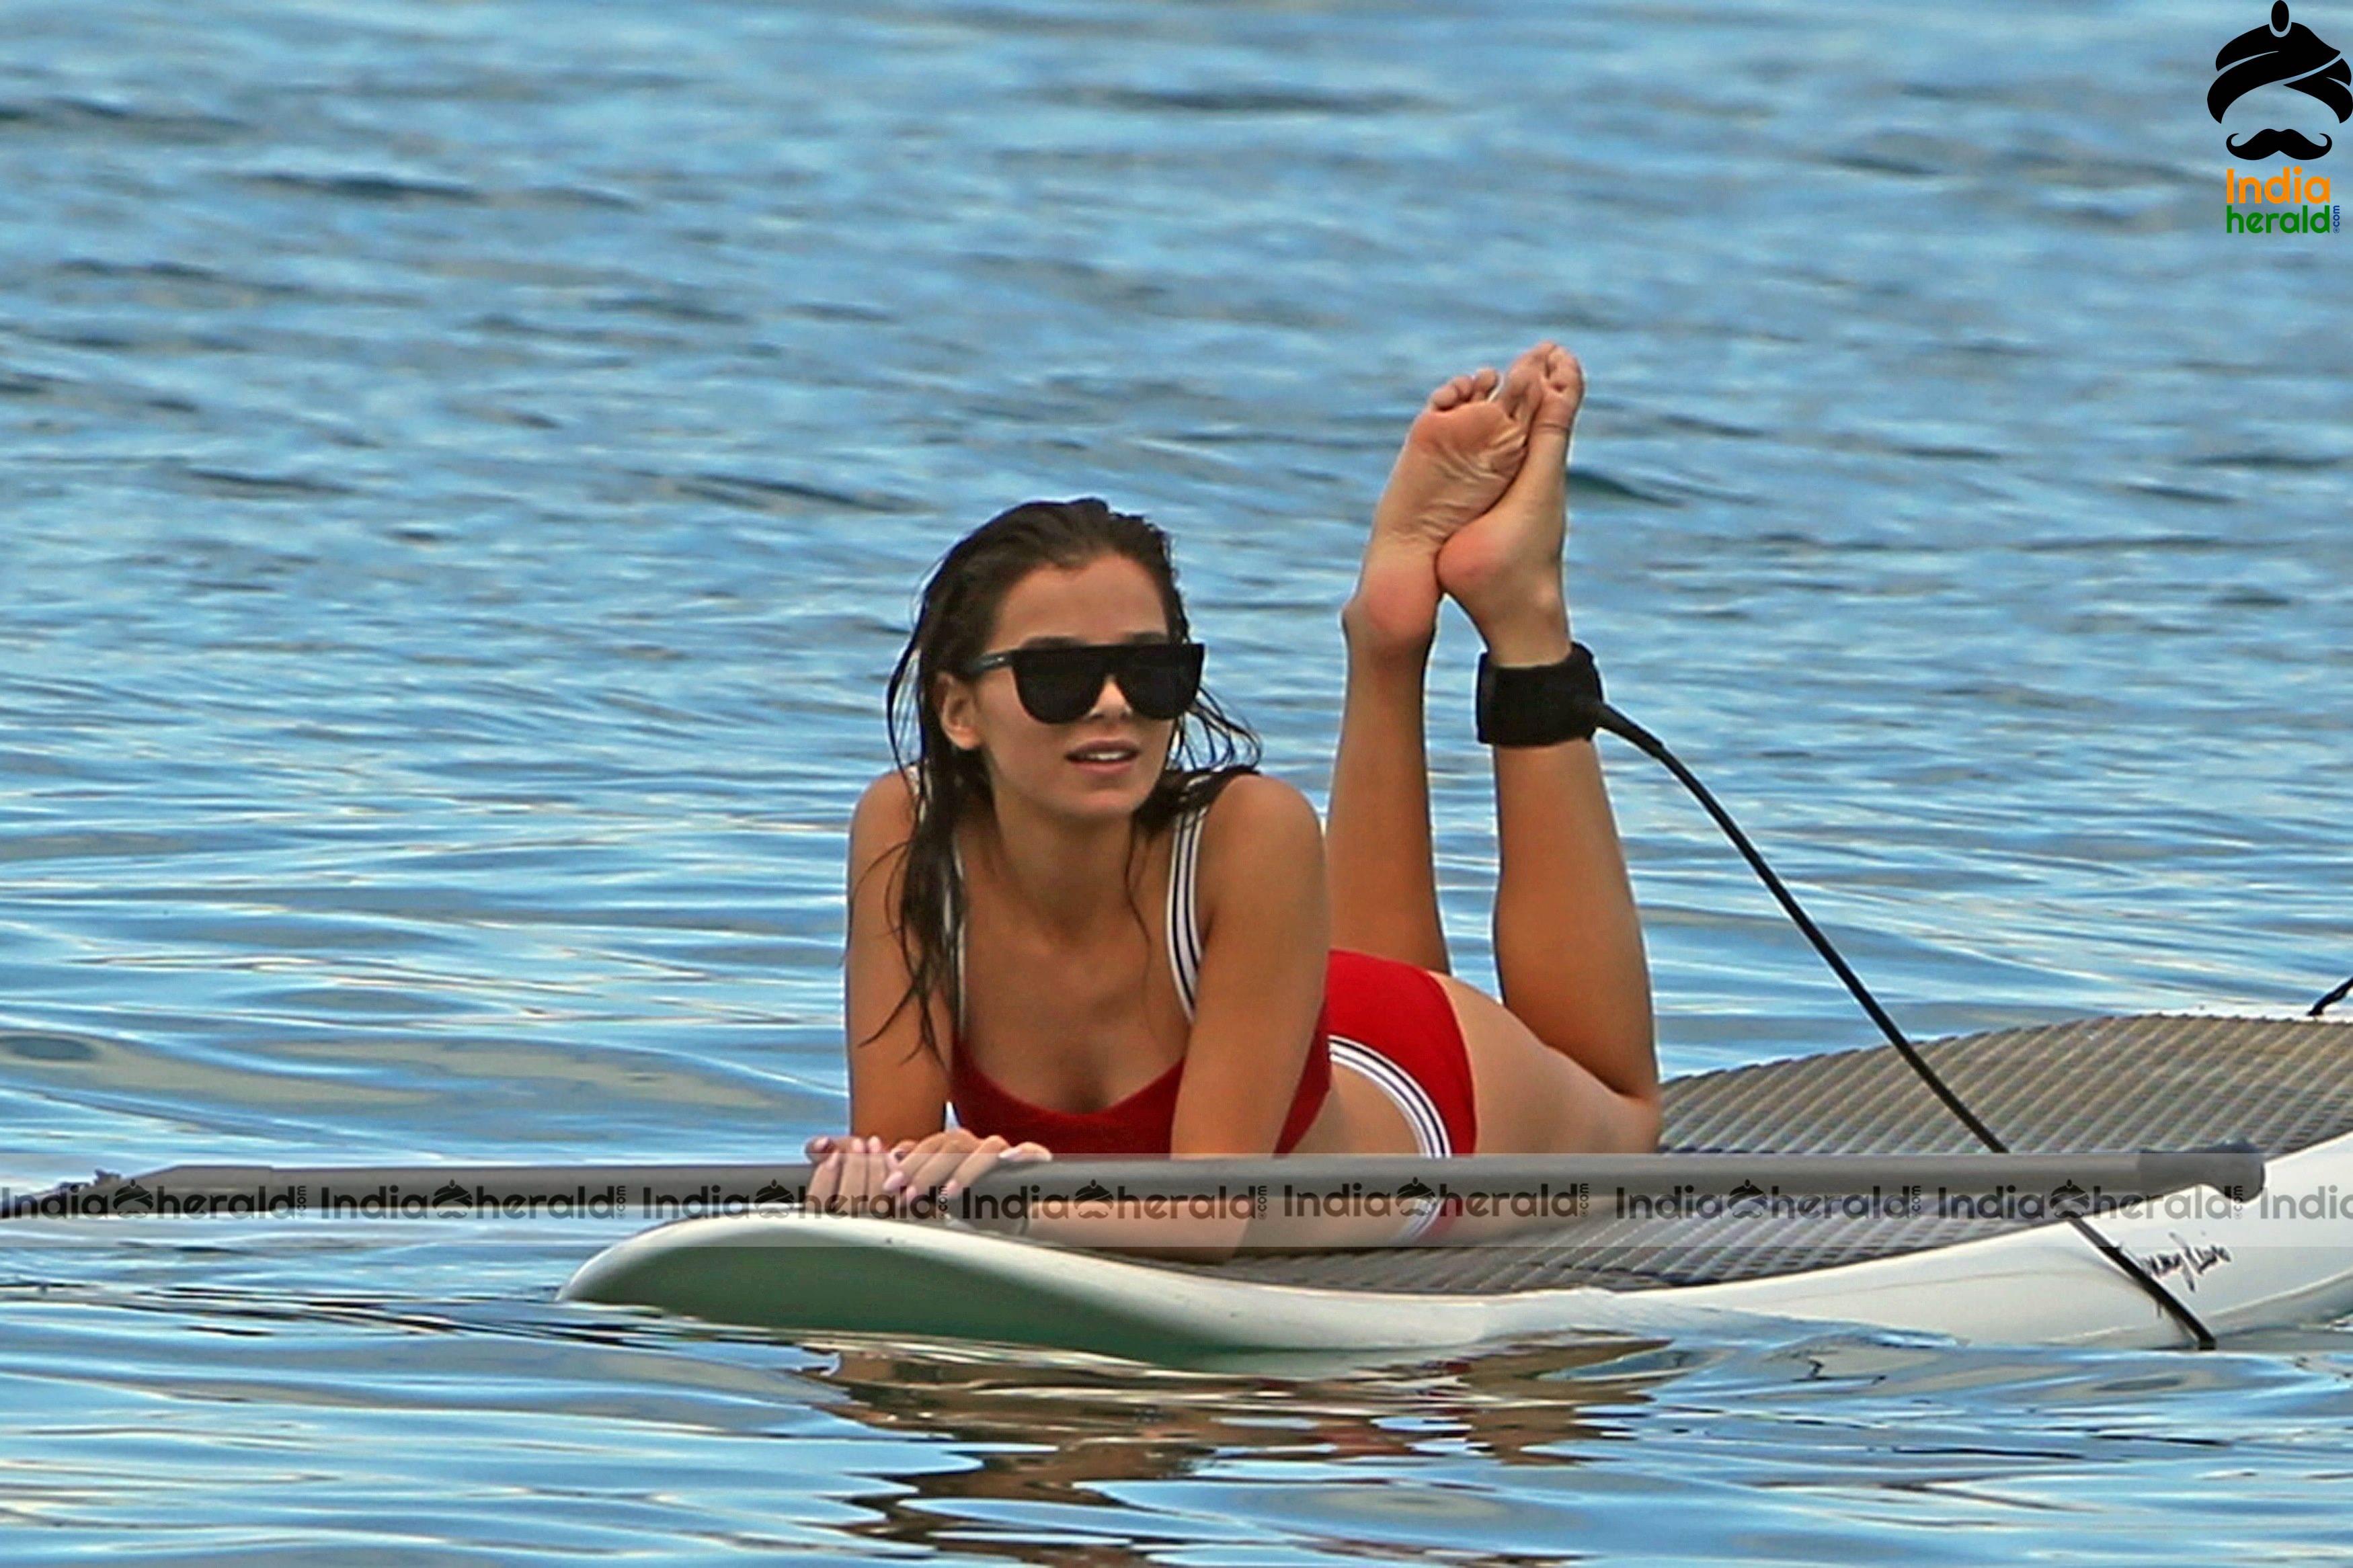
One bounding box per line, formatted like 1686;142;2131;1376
864;497;1263;1070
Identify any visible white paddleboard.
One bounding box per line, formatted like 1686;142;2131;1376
561;1013;2353;1359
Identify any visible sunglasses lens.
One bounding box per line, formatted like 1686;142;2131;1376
1011;650;1103;725
1005;645;1202;725
1118;645;1201;720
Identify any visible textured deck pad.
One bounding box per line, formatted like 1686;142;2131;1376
1662;1012;2353;1157
1193;1013;2353;1295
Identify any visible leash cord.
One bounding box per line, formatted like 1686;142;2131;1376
2312;973;2353;1019
1587;697;2220;1350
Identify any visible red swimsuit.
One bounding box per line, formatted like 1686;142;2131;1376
945;798;1478;1159
951;1004;1331;1155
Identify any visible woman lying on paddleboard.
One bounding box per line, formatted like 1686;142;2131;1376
809;341;1659;1246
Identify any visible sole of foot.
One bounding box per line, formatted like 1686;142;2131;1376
1435;344;1584;646
1348;345;1552;653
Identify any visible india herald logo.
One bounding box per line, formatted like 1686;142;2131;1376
2210;2;2350;159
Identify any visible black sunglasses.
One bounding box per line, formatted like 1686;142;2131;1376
960;641;1205;725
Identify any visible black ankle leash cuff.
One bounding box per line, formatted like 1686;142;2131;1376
1475;643;1604;746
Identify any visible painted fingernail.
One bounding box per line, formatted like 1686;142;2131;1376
939;1180;959;1200
881;1172;904;1194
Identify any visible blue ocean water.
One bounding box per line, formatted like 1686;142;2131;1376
3;0;2348;1560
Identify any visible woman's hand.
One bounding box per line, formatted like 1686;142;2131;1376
802;1130;1049;1219
802;1134;902;1216
884;1129;1050;1210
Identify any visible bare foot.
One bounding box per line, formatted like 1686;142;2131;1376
1435;344;1585;659
1345;346;1550;653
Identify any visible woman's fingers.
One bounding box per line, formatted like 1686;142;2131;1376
884;1132;955;1194
938;1136;1023;1200
896;1136;1055;1210
803;1132;1051;1216
895;1149;959;1198
885;1130;980;1200
807;1146;842;1206
909;1137;996;1202
807;1137;902;1216
856;1137;903;1210
879;1139;922;1192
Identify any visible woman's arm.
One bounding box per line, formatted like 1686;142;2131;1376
1168;774;1332;1157
841;769;954;1145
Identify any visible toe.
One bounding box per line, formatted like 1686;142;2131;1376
1521;346;1581;421
1498;359;1540;422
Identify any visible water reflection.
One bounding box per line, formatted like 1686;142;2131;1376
795;1333;1678;1561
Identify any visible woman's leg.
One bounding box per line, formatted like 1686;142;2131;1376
1437;347;1659;1122
1328;355;1546;972
1328;620;1449;971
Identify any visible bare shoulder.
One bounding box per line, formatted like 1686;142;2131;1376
861;764;919;812
1197;772;1320;843
846;770;924;907
1187;774;1329;991
1193;773;1324;898
850;766;920;841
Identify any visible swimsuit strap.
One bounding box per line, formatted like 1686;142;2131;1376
1165;798;1207;1020
950;797;1209;1035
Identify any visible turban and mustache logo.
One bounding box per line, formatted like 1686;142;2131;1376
2210;1;2350;159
